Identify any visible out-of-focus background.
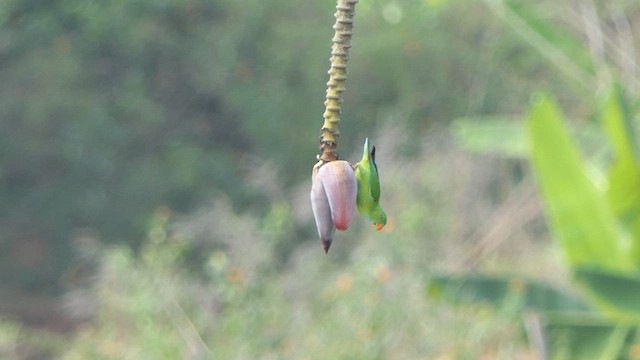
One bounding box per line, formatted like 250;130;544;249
2;0;640;358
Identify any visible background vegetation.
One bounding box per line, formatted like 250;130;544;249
1;0;640;358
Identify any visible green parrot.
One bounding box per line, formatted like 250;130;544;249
354;138;387;231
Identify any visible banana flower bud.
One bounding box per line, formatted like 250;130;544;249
310;160;357;253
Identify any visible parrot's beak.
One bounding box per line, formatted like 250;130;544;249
375;223;384;231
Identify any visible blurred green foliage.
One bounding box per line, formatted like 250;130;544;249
528;94;634;272
0;0;559;292
4;0;640;358
55;199;530;359
446;0;640;357
527;90;640;357
448;89;640;358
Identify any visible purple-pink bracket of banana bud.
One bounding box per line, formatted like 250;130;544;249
310;160;357;253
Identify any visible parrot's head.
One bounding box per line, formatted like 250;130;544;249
372;208;387;231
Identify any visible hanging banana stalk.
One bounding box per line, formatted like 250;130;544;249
318;0;358;163
310;0;359;253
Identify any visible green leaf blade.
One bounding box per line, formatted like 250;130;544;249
575;267;640;323
427;274;590;312
602;86;637;164
527;94;633;271
602;87;640;264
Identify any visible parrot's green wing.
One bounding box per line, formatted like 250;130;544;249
355;139;373;212
369;145;381;201
355;138;387;230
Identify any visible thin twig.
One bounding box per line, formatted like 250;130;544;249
524;311;548;360
579;0;611;91
165;298;212;359
484;0;594;90
542;2;640;94
454;176;542;272
609;4;638;95
151;273;212;358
